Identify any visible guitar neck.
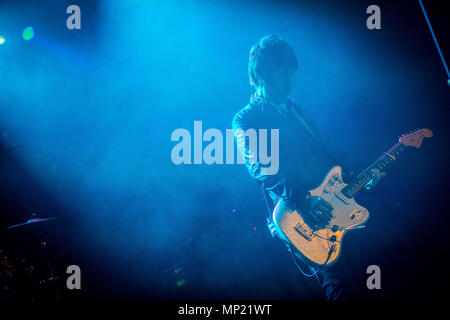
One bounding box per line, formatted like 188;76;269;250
342;141;406;198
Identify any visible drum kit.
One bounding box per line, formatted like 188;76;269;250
0;213;65;301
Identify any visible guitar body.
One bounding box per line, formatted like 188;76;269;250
272;166;369;266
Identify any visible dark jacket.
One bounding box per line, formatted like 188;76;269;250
232;93;342;210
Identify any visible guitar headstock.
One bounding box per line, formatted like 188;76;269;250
399;128;433;148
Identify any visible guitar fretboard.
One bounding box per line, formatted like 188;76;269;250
342;142;406;198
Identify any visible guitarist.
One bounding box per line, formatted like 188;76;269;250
232;35;384;299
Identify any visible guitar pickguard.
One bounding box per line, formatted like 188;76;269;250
310;166;369;229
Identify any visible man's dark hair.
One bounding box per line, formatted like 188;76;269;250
248;34;298;88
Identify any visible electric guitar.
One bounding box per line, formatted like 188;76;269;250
271;128;433;266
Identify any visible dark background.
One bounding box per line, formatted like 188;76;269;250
0;0;449;300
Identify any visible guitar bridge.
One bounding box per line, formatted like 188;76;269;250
294;223;314;241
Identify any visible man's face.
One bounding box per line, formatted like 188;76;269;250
265;65;295;102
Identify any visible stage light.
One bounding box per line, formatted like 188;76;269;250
22;27;35;41
176;279;186;287
0;36;5;45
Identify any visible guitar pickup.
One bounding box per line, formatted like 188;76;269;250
294;223;314;241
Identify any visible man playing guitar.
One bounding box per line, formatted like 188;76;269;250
232;35;386;299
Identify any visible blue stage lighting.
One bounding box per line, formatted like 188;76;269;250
22;27;35;41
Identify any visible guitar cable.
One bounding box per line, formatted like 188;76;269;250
287;242;336;277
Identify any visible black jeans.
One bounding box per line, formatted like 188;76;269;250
308;256;354;300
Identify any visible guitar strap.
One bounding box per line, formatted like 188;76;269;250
289;104;343;172
289;106;319;141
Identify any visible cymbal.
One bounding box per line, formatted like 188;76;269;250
6;217;61;230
